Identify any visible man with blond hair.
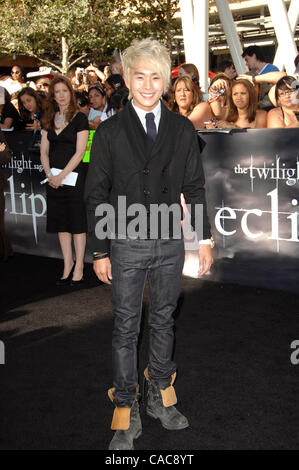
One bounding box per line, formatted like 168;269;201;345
85;37;213;450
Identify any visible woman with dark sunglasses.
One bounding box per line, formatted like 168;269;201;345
35;78;51;94
11;65;26;88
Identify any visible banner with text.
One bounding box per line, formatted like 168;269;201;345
2;129;299;291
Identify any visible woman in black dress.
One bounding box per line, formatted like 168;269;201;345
40;75;89;284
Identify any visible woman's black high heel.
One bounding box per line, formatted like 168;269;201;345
70;277;85;286
70;265;85;286
70;271;85;286
56;263;75;286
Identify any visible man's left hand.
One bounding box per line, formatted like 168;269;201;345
198;244;213;277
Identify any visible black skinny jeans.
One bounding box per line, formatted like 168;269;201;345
110;238;185;408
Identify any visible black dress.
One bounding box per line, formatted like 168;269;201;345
46;112;89;234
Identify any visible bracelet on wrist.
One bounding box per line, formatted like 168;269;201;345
46;171;52;178
208;97;222;104
93;252;109;261
199;237;215;248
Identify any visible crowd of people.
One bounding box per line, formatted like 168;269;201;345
0;60;129;133
169;46;299;130
0;37;298;451
0;45;298;136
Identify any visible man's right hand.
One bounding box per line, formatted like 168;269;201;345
93;257;112;285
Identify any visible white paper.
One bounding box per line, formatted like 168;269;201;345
51;167;78;186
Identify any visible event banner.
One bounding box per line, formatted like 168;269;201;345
2;131;92;259
2;129;299;291
195;128;299;292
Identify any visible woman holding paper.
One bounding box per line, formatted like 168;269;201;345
40;75;89;285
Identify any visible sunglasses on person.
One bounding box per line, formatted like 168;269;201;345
79;98;90;107
36;83;50;89
12;70;21;75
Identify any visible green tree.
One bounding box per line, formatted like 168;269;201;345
111;0;180;52
0;0;118;73
0;0;181;73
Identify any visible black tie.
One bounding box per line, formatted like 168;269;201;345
145;112;157;141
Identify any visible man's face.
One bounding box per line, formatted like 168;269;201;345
244;54;257;71
125;60;164;111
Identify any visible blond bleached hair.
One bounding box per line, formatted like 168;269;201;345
122;38;171;97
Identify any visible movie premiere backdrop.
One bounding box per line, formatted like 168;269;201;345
2;128;299;292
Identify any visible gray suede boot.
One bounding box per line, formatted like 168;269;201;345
108;390;142;450
144;368;189;431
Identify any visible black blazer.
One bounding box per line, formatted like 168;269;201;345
84;101;211;253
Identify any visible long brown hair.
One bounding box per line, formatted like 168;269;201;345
41;74;78;130
168;76;201;115
17;87;45;120
179;63;203;99
180;63;199;84
228;79;257;123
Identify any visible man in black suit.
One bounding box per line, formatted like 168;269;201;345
85;38;213;450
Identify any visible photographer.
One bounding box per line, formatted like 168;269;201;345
72;67;90;92
86;64;106;84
